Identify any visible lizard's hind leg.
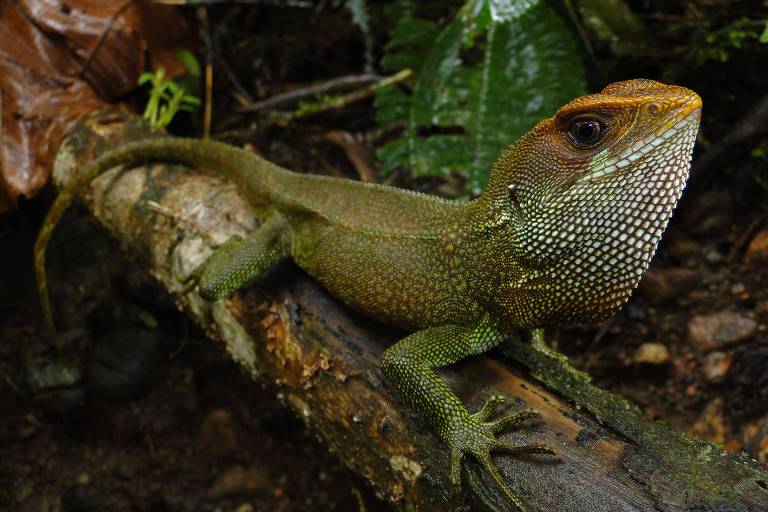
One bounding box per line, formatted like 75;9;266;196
184;212;292;300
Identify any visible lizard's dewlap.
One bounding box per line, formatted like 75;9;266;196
514;116;700;324
532;110;699;323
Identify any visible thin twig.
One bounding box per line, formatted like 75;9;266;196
216;55;254;106
271;69;412;126
324;131;377;183
562;0;596;61
238;73;387;114
196;6;213;139
727;208;768;263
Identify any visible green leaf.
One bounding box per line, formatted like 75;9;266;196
175;47;201;77
138;72;155;85
375;0;586;194
138;65;201;129
760;21;768;44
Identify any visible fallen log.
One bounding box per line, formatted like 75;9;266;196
45;108;768;511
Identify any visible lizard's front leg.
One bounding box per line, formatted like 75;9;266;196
381;317;556;511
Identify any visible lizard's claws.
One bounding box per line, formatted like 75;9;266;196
180;266;203;294
448;395;557;512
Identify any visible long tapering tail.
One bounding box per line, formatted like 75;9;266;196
34;136;291;344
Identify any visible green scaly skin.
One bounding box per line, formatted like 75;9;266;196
35;79;702;510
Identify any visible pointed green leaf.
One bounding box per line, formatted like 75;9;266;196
375;0;586;194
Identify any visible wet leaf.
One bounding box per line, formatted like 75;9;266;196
0;1;192;212
375;0;586;194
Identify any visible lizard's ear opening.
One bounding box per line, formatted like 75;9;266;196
507;182;523;218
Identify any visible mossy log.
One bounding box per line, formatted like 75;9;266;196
47;109;768;511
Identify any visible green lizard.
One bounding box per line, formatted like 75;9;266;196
34;79;701;510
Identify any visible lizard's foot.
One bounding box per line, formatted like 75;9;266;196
180;265;203;294
531;328;591;383
448;395;556;512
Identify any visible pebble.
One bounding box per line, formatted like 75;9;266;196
25;359;82;391
743;415;768;463
729;282;747;296
756;299;768;316
198;409;239;459
207;465;246;499
705;250;723;264
679;190;734;236
745;226;768;263
88;328;164;399
701;351;732;382
687;311;757;351
636;267;698;305
633;342;670;365
206;465;270;499
688;399;726;444
665;234;701;263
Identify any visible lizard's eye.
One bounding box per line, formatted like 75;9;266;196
567;117;605;148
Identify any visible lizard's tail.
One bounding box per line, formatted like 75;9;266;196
34;137;291;345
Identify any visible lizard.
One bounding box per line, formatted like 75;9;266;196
34;79;702;510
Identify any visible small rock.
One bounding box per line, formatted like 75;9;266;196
198;409;239;459
679;190;734;236
701;351;732;383
705;250;723;264
745;226;768;264
633;342;670;365
26;359;82;391
665;233;701;263
688;311;757;351
76;472;90;485
756;299;768;316
206;465;270;499
730;282;747;296
235;505;254;512
88;328;164;399
626;302;647;320
636;267;698;305
207;465;246;499
743;415;768;463
688;398;726;444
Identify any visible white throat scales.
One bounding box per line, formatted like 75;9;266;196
515;110;700;323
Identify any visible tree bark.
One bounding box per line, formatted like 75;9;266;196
48;109;768;512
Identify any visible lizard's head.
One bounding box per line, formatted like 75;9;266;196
487;79;701;324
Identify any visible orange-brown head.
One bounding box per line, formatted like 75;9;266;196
483;79;701;325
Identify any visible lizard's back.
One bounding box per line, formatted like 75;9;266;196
268;173;484;329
